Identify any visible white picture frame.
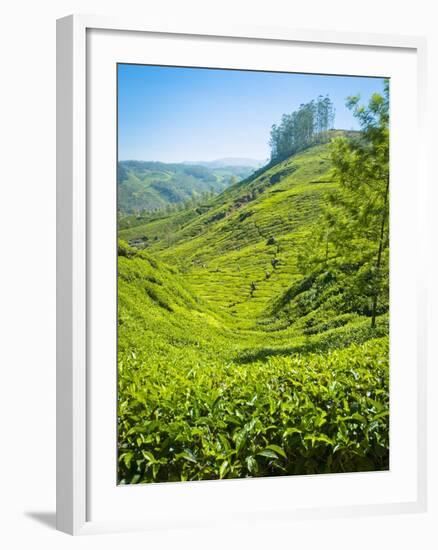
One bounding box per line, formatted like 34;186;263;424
56;14;428;535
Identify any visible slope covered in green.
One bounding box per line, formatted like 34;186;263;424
118;160;255;214
117;133;389;484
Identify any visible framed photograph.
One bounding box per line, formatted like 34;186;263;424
57;15;427;535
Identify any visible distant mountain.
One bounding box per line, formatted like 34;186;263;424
184;158;266;169
117;160;256;214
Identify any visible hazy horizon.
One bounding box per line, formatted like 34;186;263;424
118;156;267;165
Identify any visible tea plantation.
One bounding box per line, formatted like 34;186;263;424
117;133;390;484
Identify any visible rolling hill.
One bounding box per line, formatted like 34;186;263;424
117;132;389;483
117;159;257;214
183;157;265;169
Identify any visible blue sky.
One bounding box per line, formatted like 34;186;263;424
118;64;386;163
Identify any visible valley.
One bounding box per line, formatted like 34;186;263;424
117;127;390;483
117;159;258;214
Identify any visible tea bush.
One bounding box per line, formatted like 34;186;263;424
118;338;388;483
117;136;390;484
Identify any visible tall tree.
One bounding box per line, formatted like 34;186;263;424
269;96;335;161
326;80;389;327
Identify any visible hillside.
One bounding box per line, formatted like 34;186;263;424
119;132;383;326
117;133;390;483
117;160;256;213
184;157;265;169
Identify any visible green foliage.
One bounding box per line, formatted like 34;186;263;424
117;99;390;484
298;82;389;327
117;160;256;214
270;95;335;160
118;338;389;483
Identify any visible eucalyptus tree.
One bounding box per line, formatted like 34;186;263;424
269;96;335;161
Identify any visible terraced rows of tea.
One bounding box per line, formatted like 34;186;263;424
121;146;334;320
117;136;390;484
